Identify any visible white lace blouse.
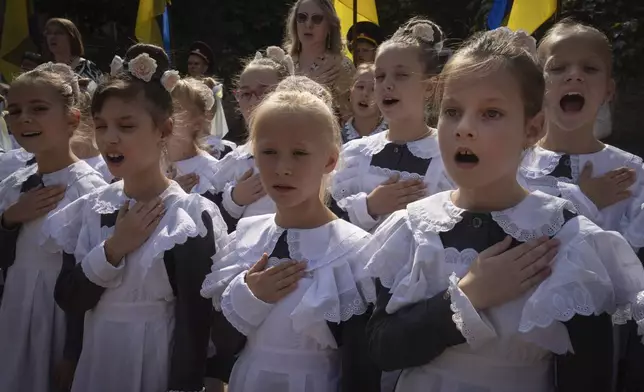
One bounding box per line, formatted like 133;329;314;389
200;215;376;392
521;145;644;250
365;190;644;392
331;131;453;232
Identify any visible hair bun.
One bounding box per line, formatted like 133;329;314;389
124;43;170;80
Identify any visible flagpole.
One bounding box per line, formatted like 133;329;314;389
352;0;358;65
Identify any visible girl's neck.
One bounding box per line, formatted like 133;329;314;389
352;115;381;137
453;174;528;212
123;168;172;201
387;118;431;143
168;140;199;163
35;147;78;174
540;122;604;154
274;195;336;229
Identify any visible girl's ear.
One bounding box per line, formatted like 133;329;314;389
324;148;339;174
67;108;81;135
159;117;174;139
525;110;545;147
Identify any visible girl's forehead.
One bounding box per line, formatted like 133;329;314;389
543;33;611;65
240;67;279;87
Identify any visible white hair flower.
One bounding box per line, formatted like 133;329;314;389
161;70;180;92
412;24;434;43
254;51;263;61
128;53;157;82
110;55;124;76
266;46;286;62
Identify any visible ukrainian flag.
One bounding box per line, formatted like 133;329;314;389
334;0;379;54
507;0;557;34
0;0;35;81
135;0;169;46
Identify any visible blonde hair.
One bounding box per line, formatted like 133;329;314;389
249;89;341;204
538;18;613;75
11;62;85;142
284;0;344;57
274;75;333;112
70;89;99;156
171;77;215;150
353;62;375;83
238;47;294;89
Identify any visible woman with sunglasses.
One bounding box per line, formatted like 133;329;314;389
283;0;355;122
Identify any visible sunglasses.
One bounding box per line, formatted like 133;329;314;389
296;13;325;25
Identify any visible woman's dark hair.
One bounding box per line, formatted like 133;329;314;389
91;43;173;124
45;18;85;58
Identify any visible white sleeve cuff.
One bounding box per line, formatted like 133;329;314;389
81;241;125;288
222;182;245;219
341;192;380;231
221;271;274;335
448;274;497;348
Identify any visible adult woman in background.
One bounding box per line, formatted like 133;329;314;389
283;0;354;121
44;18;102;82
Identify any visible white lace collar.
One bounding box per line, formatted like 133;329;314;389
408;190;576;242
360;129;440;160
92;180;185;214
10;159;96;188
234;214;368;270
173;151;217;176
342;118;388;142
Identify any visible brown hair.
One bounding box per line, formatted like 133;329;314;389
378;17;446;77
284;0;343;57
538;18;613;75
438;28;545;119
45;18;85;57
249;89;341;203
91;44;173;125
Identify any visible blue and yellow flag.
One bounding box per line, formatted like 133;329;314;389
334;0;378;58
135;0;168;46
0;0;34;81
507;0;557;34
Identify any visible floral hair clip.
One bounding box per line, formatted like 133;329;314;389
109;54;180;92
255;47;295;75
160;70;180;92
